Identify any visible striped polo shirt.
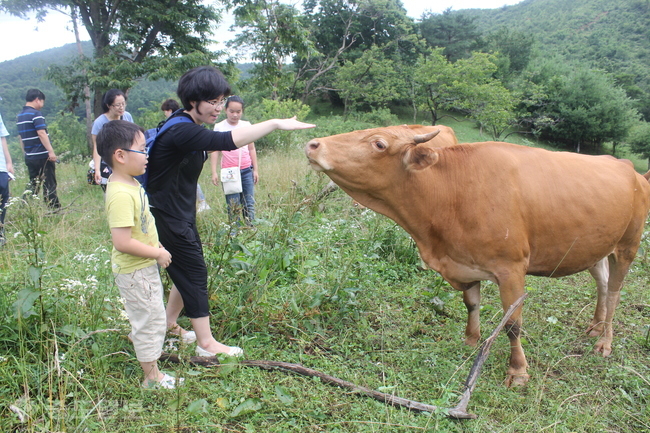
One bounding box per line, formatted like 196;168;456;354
17;106;49;159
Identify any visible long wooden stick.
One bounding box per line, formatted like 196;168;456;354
447;293;528;419
160;293;528;419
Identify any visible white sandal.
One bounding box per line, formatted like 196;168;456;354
196;345;244;357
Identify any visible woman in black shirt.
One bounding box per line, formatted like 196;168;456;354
148;66;315;357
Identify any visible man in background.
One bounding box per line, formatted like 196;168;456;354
16;89;60;209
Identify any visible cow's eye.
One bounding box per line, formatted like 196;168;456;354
373;140;387;150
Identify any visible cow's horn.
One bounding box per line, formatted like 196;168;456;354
413;129;440;144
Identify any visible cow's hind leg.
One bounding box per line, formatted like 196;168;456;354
586;257;609;337
594;252;634;357
462;282;481;346
497;271;529;387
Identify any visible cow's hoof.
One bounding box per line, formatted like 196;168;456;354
464;335;480;347
594;340;612;357
505;373;530;388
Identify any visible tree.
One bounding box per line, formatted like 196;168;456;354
419;8;481;62
412;48;454;125
483;27;535;79
452;53;518;140
293;0;416;102
412;49;516;137
542;67;639;152
627;121;650;169
334;44;405;116
226;0;315;100
1;0;221;116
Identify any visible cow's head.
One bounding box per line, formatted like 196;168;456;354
305;125;441;194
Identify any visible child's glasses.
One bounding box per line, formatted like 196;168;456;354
122;148;147;155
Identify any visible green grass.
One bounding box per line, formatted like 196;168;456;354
0;134;649;432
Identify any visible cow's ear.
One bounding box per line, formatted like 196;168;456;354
404;145;438;171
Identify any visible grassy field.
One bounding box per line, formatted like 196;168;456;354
0;121;649;432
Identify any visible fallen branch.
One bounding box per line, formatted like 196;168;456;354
159;293;528;420
447;293;528;419
241;360;441;413
159;352;220;367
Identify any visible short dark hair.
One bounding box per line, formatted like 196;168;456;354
176;66;231;112
25;89;45;102
161;98;180;112
101;89;127;113
225;95;245;110
96;120;145;169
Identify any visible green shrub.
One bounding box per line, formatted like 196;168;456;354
47;112;89;160
246;99;312;150
351;108;400;127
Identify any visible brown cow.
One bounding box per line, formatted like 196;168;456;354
305;126;650;387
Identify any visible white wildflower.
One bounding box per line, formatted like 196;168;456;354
165;340;178;352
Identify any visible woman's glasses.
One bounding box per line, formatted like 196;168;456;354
204;98;226;107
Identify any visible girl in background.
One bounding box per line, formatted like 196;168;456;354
211;96;257;227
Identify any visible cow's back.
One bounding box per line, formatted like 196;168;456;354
430;142;650;277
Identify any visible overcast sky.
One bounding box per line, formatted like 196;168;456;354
0;0;523;63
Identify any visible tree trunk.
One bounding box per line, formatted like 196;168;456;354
71;6;94;154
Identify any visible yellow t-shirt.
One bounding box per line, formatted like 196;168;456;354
105;180;158;274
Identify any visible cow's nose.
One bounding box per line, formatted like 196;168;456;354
307;140;320;151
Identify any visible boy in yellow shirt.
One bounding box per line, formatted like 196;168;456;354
96;120;182;389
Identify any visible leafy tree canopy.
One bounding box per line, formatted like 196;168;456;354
0;0;223;115
419;8;482;62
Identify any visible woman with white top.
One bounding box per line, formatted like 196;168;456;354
91;89;134;189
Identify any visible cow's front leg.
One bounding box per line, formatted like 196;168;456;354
461;282;481;346
586;257;609;337
497;272;529;387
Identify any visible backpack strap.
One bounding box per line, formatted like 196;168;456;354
146;111;194;157
155;112;194;141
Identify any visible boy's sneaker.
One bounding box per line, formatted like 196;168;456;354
142;373;184;390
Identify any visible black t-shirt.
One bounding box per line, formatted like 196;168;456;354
147;112;237;222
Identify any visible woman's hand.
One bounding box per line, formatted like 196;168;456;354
274;117;316;131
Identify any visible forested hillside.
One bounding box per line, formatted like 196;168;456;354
470;0;650;118
0;43;88;122
2;0;650;157
0;42;179;135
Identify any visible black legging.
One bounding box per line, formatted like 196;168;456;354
150;208;210;318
